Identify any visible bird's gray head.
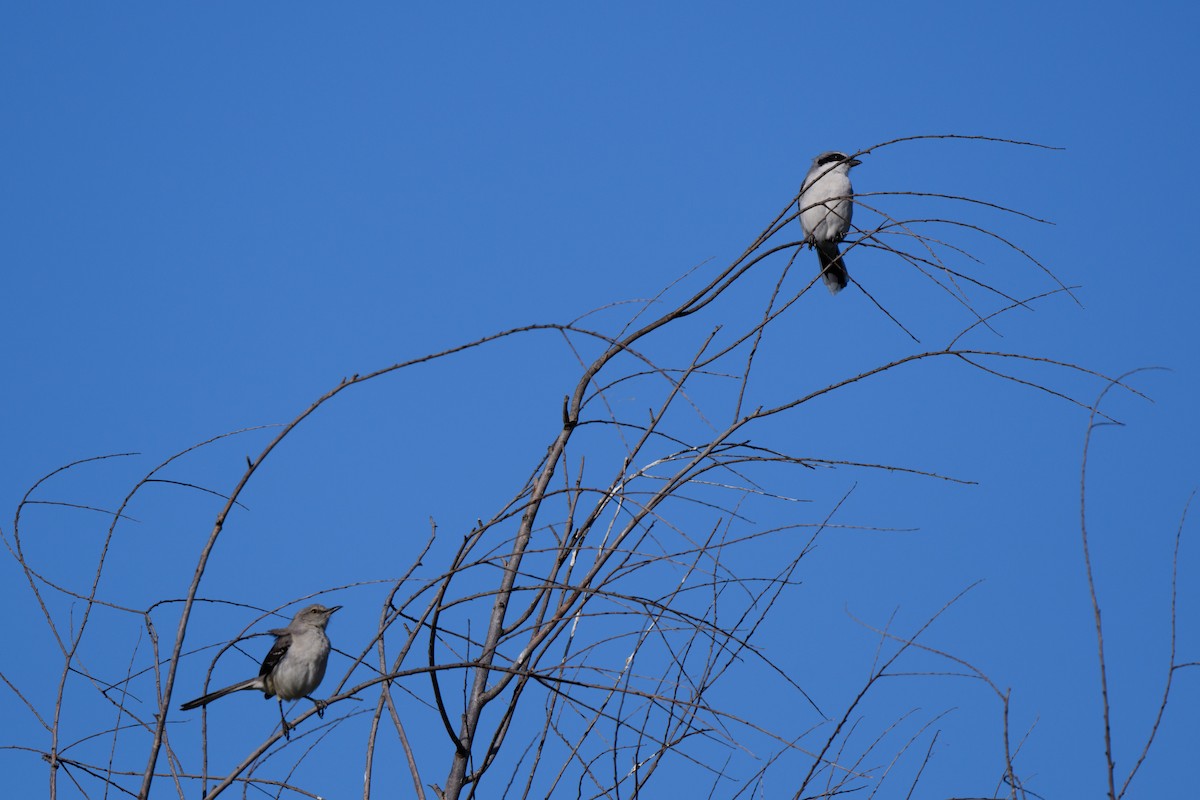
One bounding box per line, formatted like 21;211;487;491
811;151;862;170
295;603;341;629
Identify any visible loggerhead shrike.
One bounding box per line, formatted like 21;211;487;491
180;603;341;738
799;150;862;294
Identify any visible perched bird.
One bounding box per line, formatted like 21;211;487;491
180;603;341;738
799;151;862;294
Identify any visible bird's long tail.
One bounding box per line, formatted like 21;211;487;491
816;242;848;295
179;677;263;710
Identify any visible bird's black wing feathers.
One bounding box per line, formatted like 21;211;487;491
259;630;292;685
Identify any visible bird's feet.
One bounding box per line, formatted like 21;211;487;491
312;697;328;719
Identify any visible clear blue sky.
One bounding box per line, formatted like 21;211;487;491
3;3;1197;798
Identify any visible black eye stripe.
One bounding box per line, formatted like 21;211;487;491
817;153;847;165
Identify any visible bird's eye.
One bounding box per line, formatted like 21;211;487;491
818;153;846;165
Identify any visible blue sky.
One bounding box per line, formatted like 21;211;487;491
3;3;1198;798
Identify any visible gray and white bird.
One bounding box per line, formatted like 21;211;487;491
180;603;341;737
799;151;862;294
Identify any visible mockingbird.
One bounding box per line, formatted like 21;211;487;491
799;150;862;295
180;603;341;738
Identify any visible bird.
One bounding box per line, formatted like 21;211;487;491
179;603;341;738
799;150;862;294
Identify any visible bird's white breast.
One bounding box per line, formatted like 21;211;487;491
800;166;853;243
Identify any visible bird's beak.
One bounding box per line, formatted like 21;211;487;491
327;605;343;615
848;158;862;167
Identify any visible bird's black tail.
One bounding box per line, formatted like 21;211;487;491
179;677;263;711
816;242;848;295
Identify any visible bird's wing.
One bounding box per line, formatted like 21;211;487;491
259;630;293;678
